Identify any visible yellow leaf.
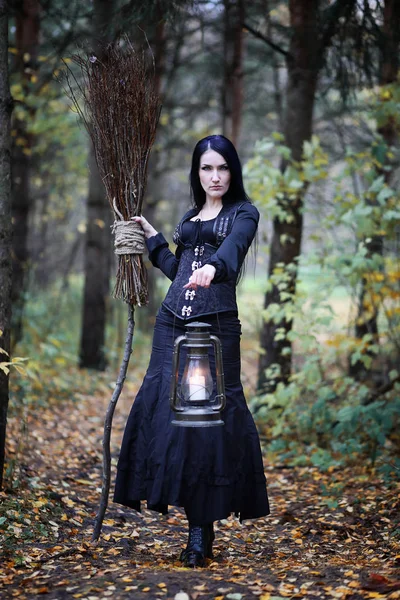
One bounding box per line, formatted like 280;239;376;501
63;497;75;508
55;357;67;366
33;498;47;508
291;529;302;538
142;587;151;592
157;583;167;589
160;113;169;126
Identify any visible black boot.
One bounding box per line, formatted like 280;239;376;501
207;522;215;559
180;524;213;567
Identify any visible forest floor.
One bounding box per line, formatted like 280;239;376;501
1;375;399;600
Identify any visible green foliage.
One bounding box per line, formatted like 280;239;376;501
246;109;400;475
7;276;151;487
11;276;151;407
244;133;329;224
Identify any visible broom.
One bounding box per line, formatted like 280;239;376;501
63;38;161;541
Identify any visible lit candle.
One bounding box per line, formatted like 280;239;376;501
188;373;208;402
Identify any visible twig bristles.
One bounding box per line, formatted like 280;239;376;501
63;38;161;305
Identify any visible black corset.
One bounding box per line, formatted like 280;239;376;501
146;200;259;320
162;203;245;319
162;243;237;319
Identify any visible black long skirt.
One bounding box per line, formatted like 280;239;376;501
113;304;269;524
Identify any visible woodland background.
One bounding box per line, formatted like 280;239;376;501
0;1;399;598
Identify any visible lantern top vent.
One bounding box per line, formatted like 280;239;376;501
185;322;211;330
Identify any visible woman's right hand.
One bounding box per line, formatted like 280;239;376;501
132;216;158;239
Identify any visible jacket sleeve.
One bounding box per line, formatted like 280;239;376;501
146;232;181;281
207;203;259;283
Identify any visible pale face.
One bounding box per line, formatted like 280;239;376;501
198;149;231;201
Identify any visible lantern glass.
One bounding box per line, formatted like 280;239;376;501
181;355;214;406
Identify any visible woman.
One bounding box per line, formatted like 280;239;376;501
114;135;269;567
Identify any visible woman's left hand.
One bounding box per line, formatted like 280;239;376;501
183;264;216;289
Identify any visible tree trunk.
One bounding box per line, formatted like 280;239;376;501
351;0;400;382
11;0;40;347
265;0;283;132
222;0;245;147
79;0;114;370
138;16;166;331
258;0;320;392
79;147;111;370
0;0;13;489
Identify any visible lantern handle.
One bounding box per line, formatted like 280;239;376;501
170;334;186;412
210;335;226;412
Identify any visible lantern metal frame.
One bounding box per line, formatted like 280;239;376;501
170;322;226;427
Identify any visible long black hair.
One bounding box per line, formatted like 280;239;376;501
189;135;251;209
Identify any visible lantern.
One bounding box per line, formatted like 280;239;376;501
170;322;226;427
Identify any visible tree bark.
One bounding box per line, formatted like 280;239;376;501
265;0;283;132
79;0;114;370
222;0;245;147
351;0;400;382
0;0;13;489
79;147;112;370
11;0;40;347
138;16;166;331
258;0;320;392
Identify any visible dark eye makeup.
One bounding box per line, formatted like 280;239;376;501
200;164;229;170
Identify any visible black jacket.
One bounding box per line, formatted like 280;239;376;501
146;201;259;318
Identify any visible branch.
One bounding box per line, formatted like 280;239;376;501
362;374;400;406
243;21;291;60
92;303;135;542
320;0;358;53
